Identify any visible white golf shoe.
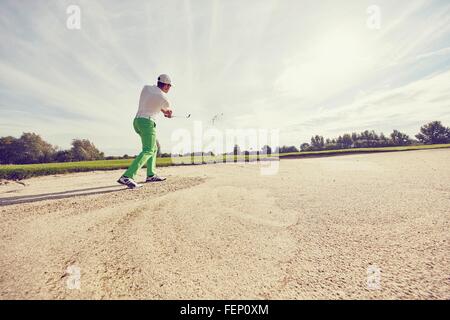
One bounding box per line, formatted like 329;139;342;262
117;176;142;189
146;175;166;182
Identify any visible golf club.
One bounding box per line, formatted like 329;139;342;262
172;114;191;118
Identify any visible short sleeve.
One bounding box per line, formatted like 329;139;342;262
161;96;170;110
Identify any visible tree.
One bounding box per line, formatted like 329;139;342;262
7;133;56;164
54;150;73;162
415;121;450;144
351;132;359;145
0;136;18;164
160;153;171;158
359;130;379;147
378;133;390;147
261;145;272;155
390;130;411;146
310;135;325;150
278;145;299;153
300;143;311;152
342;134;353;149
70;139;104;161
323;138;338;150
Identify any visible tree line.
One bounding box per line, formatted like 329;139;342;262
0;121;449;165
170;120;450;156
0;132;165;165
231;120;450;154
297;120;450;152
0;133;105;164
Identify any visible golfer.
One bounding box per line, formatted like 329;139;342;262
117;74;173;189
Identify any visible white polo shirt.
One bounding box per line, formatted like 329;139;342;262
135;85;170;121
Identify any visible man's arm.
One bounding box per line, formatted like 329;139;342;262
161;107;172;118
161;99;172;118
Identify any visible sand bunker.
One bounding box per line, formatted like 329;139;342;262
1;149;449;299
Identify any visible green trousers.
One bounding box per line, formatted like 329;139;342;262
123;117;157;180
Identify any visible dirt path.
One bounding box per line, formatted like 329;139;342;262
1;149;449;299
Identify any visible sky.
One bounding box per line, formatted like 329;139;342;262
0;0;449;155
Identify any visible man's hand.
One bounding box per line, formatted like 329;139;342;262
162;109;173;118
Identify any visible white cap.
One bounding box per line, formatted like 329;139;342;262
158;74;172;85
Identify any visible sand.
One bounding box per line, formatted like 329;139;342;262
0;149;449;299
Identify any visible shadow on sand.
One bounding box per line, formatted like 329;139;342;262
0;185;128;206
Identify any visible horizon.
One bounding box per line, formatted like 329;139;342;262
1;119;448;157
1;0;450;155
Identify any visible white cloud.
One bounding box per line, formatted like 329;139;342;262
416;47;450;60
0;0;449;154
284;69;450;143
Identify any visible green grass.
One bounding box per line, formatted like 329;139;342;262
276;143;450;158
1;144;449;180
0;158;173;180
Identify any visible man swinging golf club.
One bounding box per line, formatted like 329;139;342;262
117;74;173;189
